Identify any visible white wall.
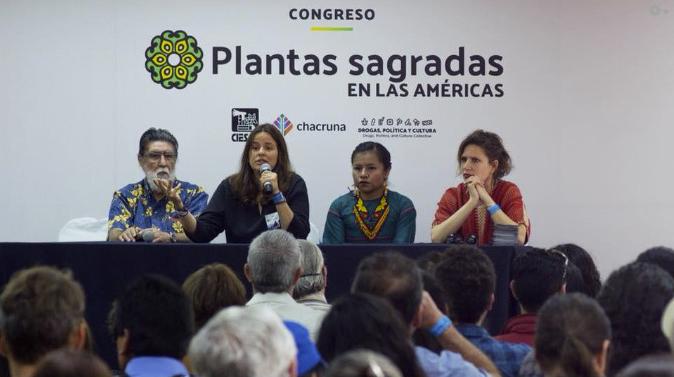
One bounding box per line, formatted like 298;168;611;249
1;0;673;279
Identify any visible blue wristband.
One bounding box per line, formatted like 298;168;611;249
272;192;286;205
428;315;452;337
487;203;501;215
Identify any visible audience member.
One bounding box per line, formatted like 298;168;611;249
245;229;325;339
284;321;325;377
435;245;531;377
189;305;297;377
107;274;194;377
637;246;674;279
553;243;601;298
616;354;674;377
563;261;586;295
416;250;448;272
497;248;567;346
412;270;448;353
352;252;500;377
535;293;610;377
325;349;402;377
293;240;330;312
0;266;87;377
661;297;674;351
597;262;674;376
182;262;247;329
316;293;425;377
32;349;111;377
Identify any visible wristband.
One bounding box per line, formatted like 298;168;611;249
272;192;286;205
170;232;177;243
487;203;501;215
170;209;189;219
428;315;452;337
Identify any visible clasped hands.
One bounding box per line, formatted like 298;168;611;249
464;176;494;207
117;226;173;243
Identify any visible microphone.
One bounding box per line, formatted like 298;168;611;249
260;163;273;194
135;229;156;242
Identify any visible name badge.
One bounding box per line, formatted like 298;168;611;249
265;212;281;230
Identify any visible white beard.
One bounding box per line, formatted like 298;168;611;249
145;168;176;192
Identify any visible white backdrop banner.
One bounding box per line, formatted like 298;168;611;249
2;0;674;278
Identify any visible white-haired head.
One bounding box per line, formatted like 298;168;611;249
246;229;302;293
188;305;297;377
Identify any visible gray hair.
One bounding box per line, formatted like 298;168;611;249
189;305;296;377
326;349;402;377
293;240;326;299
247;230;302;293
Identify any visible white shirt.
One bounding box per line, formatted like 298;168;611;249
247;291;326;340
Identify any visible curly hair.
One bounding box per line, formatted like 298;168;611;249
554;243;602;298
511;247;566;313
434;245;495;323
637;246;674;279
597;262;674;376
351;252;423;325
456;129;512;179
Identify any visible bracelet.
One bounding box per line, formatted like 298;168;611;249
169;232;177;243
428;315;452;337
272;192;286;205
487;203;501;215
170;209;189;219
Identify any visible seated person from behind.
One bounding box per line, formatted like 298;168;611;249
431;129;529;245
323;142;416;244
435;245;531;377
107;127;208;242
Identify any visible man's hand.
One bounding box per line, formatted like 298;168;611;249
419;291;445;329
155;180;185;210
118;227;140;242
151;230;174;243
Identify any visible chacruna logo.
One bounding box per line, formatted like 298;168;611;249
274;114;294;136
145;30;203;89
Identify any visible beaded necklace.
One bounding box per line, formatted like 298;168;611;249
352;188;390;240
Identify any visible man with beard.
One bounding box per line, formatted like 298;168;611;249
107;128;208;242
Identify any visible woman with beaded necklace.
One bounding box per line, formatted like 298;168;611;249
322;142;416;244
431;129;530;245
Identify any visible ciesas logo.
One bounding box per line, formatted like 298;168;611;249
145;30;203;89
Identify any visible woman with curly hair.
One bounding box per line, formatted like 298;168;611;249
431;130;529;245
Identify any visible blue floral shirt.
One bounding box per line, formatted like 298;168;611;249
107;179;208;235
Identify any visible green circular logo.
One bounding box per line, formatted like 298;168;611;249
145;30;203;89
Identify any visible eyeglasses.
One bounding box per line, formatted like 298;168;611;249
548;249;569;282
144;151;177;162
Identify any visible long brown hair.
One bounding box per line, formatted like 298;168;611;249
229;124;294;203
535;293;610;377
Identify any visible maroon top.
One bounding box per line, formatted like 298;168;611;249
494;313;537;346
433;179;530;245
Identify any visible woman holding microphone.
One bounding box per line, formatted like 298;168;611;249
158;124;310;243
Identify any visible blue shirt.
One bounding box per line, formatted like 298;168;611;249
125;356;189;377
455;323;531;377
108;179;208;235
414;346;489;377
